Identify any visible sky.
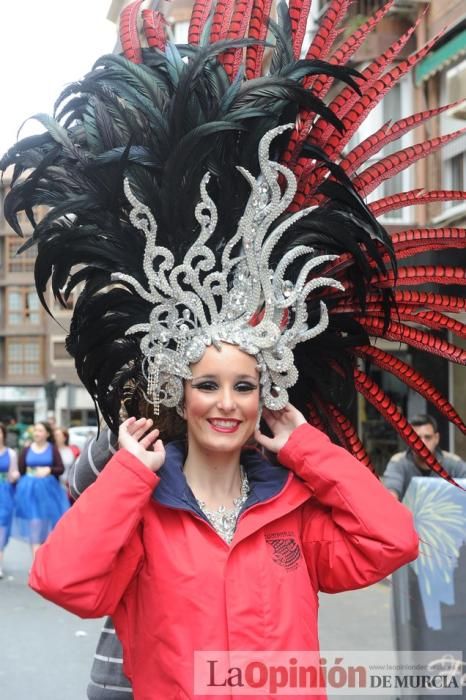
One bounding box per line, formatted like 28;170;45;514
0;1;117;156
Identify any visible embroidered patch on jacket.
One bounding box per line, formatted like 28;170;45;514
265;531;302;571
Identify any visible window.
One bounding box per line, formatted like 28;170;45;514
7;287;40;325
445;59;466;119
51;336;73;365
6;338;42;377
361;78;414;224
6;236;36;273
450;153;465;192
439;59;466;221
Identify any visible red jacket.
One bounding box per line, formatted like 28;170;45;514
30;423;418;700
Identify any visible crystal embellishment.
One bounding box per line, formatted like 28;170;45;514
112;124;344;412
195;467;250;544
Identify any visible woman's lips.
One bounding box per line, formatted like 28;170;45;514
207;419;241;433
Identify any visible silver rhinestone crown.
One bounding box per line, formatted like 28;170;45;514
112;124;344;412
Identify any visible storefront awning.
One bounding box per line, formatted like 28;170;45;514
415;28;466;84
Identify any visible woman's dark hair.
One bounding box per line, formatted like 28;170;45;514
37;421;54;443
131;399;186;444
0;423;6;443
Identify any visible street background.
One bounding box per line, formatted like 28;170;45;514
0;538;395;700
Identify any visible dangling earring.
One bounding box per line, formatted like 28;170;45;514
255;401;263;431
119;401;129;421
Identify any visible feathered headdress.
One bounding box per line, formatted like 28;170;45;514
1;0;465;483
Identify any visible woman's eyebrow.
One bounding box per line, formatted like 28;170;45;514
191;374;258;381
191;375;217;381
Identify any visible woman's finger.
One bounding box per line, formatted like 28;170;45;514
139;428;160;450
129;418;154;440
254;428;275;452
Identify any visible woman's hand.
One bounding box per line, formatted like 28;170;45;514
254;403;307;454
118;417;165;473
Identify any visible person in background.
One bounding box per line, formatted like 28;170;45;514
13;422;68;559
383;414;466;501
6;418;20;450
0;423;20;578
54;427;80;502
68;426;130;700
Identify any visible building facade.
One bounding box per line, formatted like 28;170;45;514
0;186;97;428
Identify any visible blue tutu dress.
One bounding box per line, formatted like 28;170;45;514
13;443;69;544
0;449;15;550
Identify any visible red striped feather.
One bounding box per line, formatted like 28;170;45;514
363;291;466;314
354;306;466;338
398;309;466;337
288;0;314;59
355;346;466;433
305;0;349;62
142;10;167;51
221;0;255;78
356;317;466;364
341;103;464;175
307;21;440;195
339;122;391;177
245;0;273;79
309;1;395;102
188;0;213;45
371;265;466;288
370;190;466;216
353;129;466;197
283;0;350;165
119;0;144;64
306;402;327;432
354;369;462;486
325;401;375;471
309;18;424;156
209;0;234;42
391;228;466;259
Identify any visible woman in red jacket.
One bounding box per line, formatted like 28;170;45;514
5;2;465;698
30;341;419;700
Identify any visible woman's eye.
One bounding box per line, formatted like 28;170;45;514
236;382;257;392
192;381;218;391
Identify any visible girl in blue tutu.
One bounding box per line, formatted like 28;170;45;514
14;422;68;559
0;423;20;578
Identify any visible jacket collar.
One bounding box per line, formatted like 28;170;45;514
153;440;289;515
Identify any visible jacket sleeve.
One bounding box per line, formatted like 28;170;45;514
29;449;159;618
382;454;408;499
278;424;419;594
68;426;117;500
50;444;65;476
448;455;466;479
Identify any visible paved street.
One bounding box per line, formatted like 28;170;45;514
0;539;394;699
0;539;102;700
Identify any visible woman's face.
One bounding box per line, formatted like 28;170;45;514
183;343;260;458
54;429;65;447
33;423;49;444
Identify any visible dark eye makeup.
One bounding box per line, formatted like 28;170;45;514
191;379;258;392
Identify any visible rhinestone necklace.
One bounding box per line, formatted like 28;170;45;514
194;467;250;544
